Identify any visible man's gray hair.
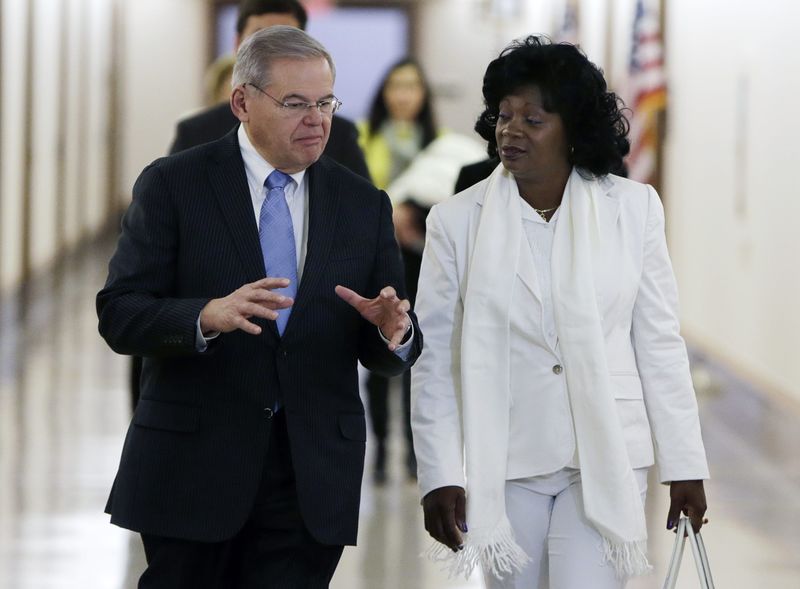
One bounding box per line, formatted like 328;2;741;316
232;25;335;89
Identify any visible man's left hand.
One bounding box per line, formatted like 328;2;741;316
335;285;411;351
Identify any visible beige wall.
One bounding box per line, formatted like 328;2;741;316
1;0;28;292
0;0;207;295
416;0;800;402
663;0;800;400
2;0;797;402
120;0;208;195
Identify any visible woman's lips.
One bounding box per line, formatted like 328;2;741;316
500;145;525;159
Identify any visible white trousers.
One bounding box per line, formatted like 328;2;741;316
483;467;649;589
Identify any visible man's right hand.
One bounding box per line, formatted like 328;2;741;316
199;277;293;335
422;485;467;552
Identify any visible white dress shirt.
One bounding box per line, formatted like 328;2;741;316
239;125;309;279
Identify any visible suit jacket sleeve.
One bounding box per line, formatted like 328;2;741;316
97;162;211;356
356;190;422;376
632;186;709;483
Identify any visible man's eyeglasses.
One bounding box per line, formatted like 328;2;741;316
246;83;341;116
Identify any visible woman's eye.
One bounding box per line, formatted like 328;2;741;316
497;112;511;121
526;118;542;125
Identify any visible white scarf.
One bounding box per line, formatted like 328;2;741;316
426;166;650;579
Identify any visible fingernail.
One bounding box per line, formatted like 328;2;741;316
666;519;675;530
459;522;468;533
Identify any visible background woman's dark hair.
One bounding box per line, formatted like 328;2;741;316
475;36;629;176
367;58;437;149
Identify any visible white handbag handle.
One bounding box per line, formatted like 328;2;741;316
662;516;715;589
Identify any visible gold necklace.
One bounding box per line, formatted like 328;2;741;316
533;206;558;221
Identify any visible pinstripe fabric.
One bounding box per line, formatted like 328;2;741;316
97;129;421;545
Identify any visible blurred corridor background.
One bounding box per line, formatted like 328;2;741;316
1;0;799;587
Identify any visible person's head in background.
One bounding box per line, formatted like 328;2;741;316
206;55;237;105
235;0;308;47
367;58;437;149
474;35;629;179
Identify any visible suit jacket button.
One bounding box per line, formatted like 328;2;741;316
264;407;274;419
552;364;563;375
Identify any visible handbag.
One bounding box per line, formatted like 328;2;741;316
662;516;716;589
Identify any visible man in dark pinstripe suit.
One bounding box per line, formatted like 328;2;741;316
97;27;421;588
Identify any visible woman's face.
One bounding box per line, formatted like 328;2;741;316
494;85;570;183
383;64;426;122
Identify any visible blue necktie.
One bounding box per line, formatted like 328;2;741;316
259;170;296;335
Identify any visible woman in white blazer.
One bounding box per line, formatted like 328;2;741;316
410;36;709;589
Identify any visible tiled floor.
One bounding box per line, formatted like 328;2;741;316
0;237;798;588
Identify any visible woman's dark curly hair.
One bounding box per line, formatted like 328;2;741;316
475;36;629;177
367;58;437;149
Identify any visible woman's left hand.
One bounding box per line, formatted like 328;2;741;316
667;479;707;533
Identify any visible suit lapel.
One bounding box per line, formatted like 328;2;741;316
283;160;340;336
206;132;281;340
516;228;542;304
207;132;266;284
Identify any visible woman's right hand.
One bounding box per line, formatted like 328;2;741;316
422;486;467;552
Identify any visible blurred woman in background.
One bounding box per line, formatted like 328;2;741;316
358;58;439;483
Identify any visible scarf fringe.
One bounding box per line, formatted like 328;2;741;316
422;518;531;580
602;537;652;578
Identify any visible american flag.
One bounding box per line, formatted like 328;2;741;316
625;0;667;184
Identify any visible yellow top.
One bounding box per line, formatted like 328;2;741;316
357;121;444;190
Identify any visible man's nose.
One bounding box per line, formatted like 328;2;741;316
302;106;324;124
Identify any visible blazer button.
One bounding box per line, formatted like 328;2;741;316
552;364;563;375
263;407;274;419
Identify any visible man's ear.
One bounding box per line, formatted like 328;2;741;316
230;86;249;123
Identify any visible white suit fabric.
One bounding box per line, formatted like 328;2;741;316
411;165;709;579
485;467;649;589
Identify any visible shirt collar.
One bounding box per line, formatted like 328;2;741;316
237;124;306;188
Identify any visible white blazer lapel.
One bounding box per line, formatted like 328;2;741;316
516;230;542;304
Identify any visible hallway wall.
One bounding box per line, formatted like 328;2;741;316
120;0;208;194
0;0;208;297
2;0;798;402
415;0;800;403
662;0;800;403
